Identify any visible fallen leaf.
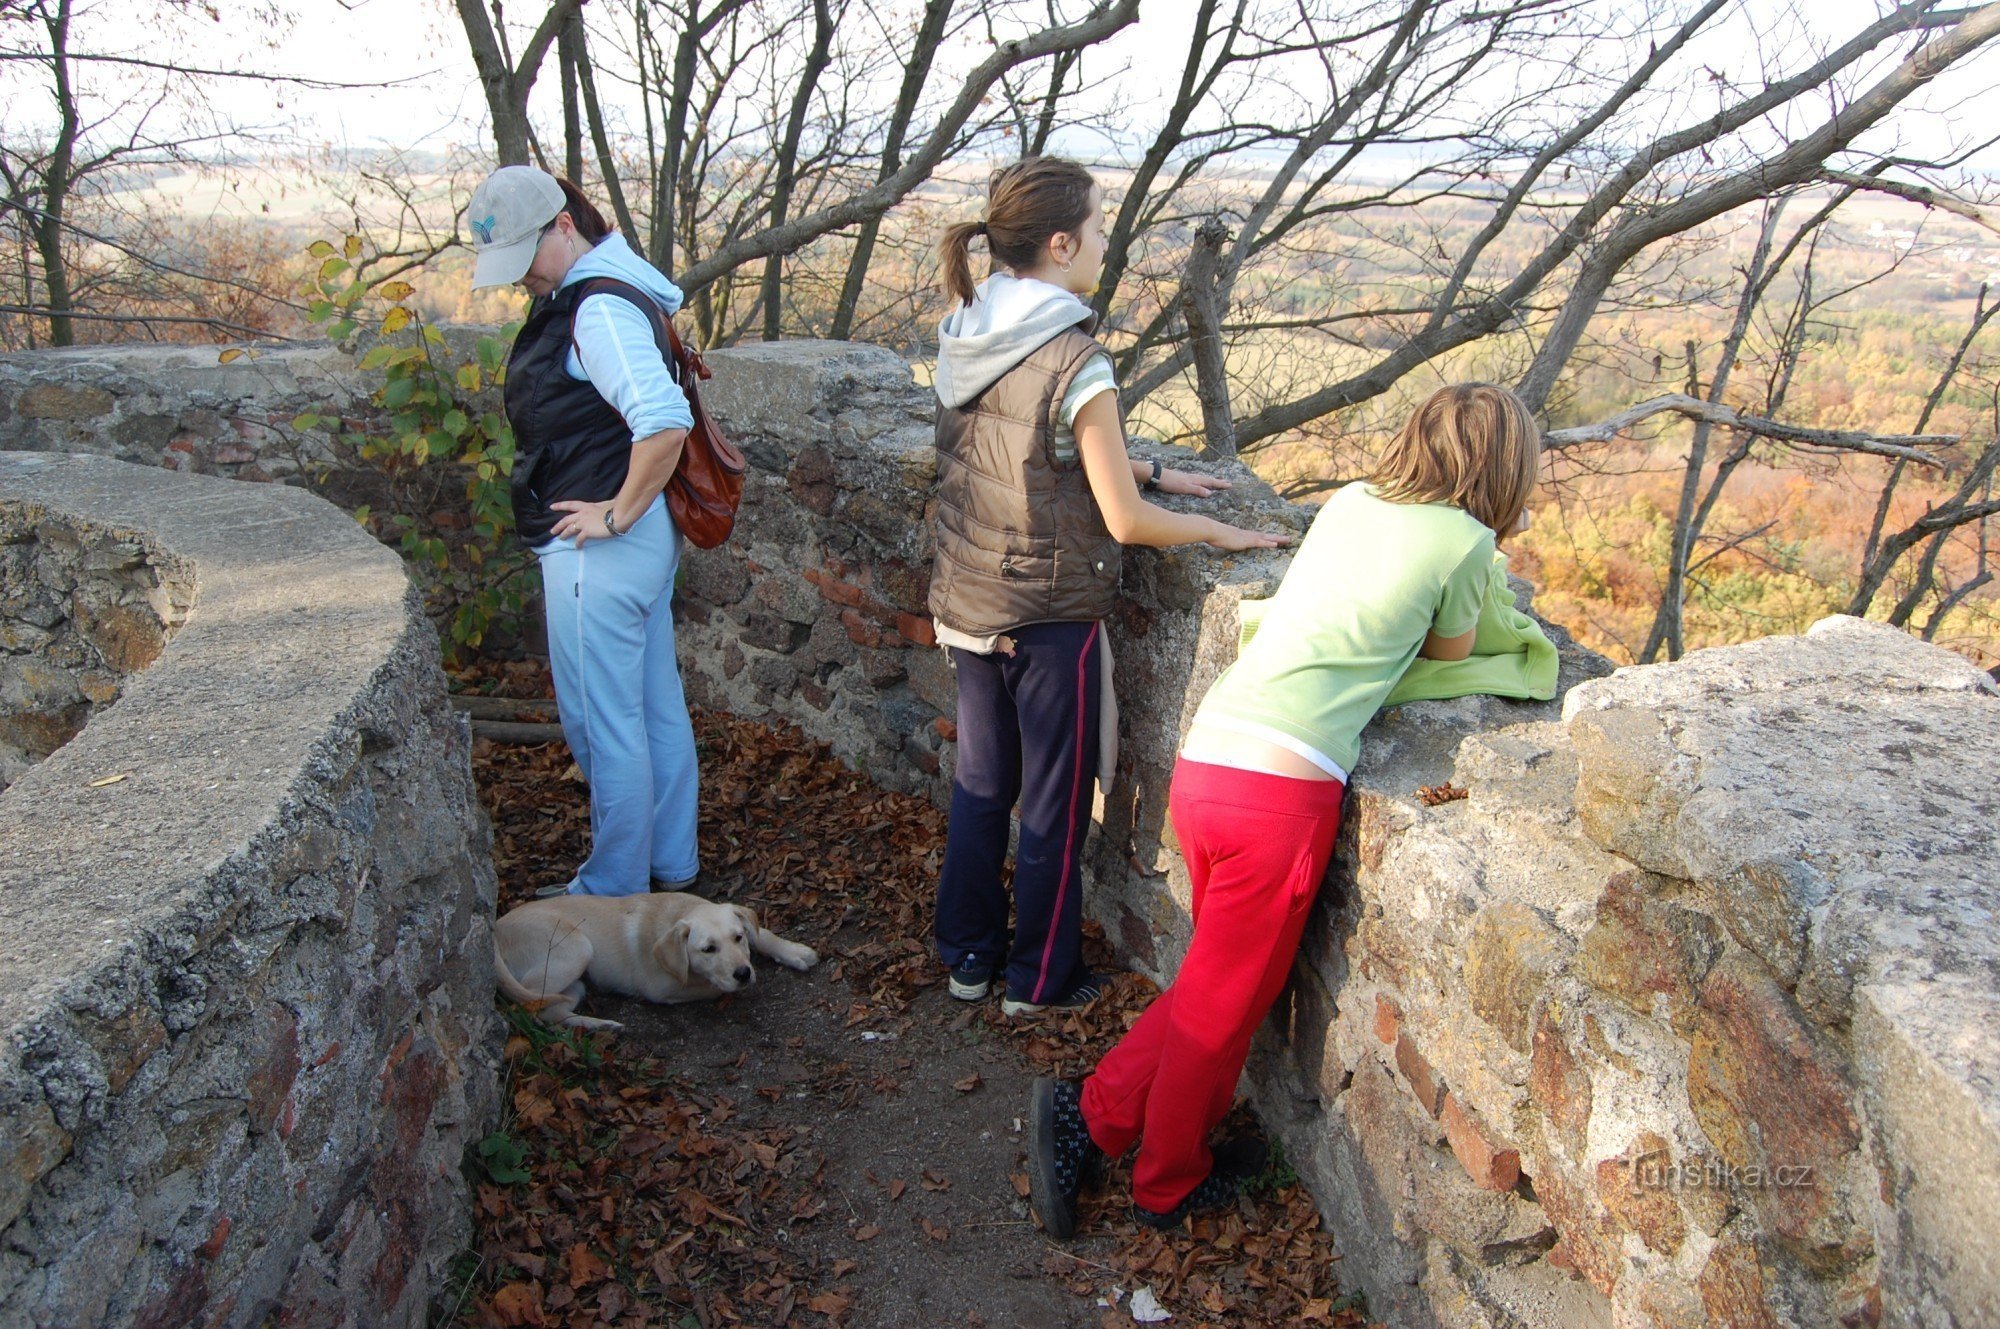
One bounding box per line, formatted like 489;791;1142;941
88;772;130;788
853;1224;882;1242
487;1280;546;1327
953;1072;983;1093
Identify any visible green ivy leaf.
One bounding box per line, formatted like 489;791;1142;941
308;240;337;259
442;409;469;437
357;345;395;371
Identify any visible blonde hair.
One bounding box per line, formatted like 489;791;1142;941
939;157;1098;307
1368;383;1542;535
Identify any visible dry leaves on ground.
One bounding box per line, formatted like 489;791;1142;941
456;676;1378;1328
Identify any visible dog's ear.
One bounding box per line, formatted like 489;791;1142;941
654;919;691;985
730;904;761;939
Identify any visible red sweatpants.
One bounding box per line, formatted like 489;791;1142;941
1080;757;1345;1212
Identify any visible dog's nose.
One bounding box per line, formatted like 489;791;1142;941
733;966;753;985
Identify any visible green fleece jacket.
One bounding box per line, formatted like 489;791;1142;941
1237;551;1557;711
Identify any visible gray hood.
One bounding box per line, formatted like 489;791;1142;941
933;273;1093;409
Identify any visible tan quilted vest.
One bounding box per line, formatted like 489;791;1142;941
928;327;1121;636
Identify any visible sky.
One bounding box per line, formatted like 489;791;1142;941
20;0;2000;193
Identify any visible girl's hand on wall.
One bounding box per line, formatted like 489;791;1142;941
1156;468;1232;498
1203;520;1290;552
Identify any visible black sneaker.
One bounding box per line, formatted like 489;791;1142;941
1002;973;1104;1017
1210;1133;1269;1180
1133;1168;1244;1230
1026;1077;1103;1239
947;956;994;1002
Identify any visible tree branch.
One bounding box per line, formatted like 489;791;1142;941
1543;392;1955;465
674;0;1139;291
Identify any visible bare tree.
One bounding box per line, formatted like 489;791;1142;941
453;0;583;167
0;0;402;347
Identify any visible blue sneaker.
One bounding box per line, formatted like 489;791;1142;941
947;956;994;1001
1002;973;1104;1017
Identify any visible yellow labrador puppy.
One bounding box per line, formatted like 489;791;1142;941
493;891;818;1030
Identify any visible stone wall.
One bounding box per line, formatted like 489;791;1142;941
0;500;193;790
6;338;1998;1329
679;344;2000;1329
0;342;369;483
0;455;501;1328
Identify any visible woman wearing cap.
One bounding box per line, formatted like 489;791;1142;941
468;164;699;897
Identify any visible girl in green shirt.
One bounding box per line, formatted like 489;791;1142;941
1027;382;1543;1234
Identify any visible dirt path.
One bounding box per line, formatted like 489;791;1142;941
458;689;1371;1329
603;948;1099;1329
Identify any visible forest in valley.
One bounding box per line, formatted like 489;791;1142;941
4;0;1998;671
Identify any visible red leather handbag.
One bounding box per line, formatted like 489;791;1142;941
572;278;747;549
658;314;746;549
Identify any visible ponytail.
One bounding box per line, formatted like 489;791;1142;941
554;176;612;245
939;220;988;307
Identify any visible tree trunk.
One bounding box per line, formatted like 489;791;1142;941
760;0;837;341
829;0;953;341
1640;204;1785;663
558;10;585;183
1179;220;1235;457
572;17;641;247
35;0;77;347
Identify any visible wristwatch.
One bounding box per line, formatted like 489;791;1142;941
1144;458;1163;491
603;507;623;537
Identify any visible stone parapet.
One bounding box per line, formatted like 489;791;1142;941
675;341;2000;1329
7;338;1997;1329
0;454;501;1328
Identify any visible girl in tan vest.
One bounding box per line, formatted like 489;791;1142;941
927;157;1284;1016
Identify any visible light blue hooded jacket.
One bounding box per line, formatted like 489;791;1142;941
557;234;696;442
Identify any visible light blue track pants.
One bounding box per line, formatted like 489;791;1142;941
534;494;699;895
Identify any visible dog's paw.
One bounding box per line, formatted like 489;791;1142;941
777;943;818;972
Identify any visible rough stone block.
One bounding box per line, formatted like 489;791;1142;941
1854;980;2000;1329
1687;952;1862;1262
1594;1131;1687;1256
1374;993;1399;1046
1575;870;1722;1023
1395;1032;1447;1117
1465;901;1568;1052
0;456;499;1328
17;383;114;420
0;1098;70;1228
1440;1092;1520;1191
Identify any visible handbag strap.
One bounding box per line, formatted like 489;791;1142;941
568;276;709;390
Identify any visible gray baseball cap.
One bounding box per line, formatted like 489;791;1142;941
467;165;566;288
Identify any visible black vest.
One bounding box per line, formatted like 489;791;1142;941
503;280;662;545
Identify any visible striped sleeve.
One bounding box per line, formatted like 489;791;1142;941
1051;353;1118;462
569;292;695;443
1059;353;1118;427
